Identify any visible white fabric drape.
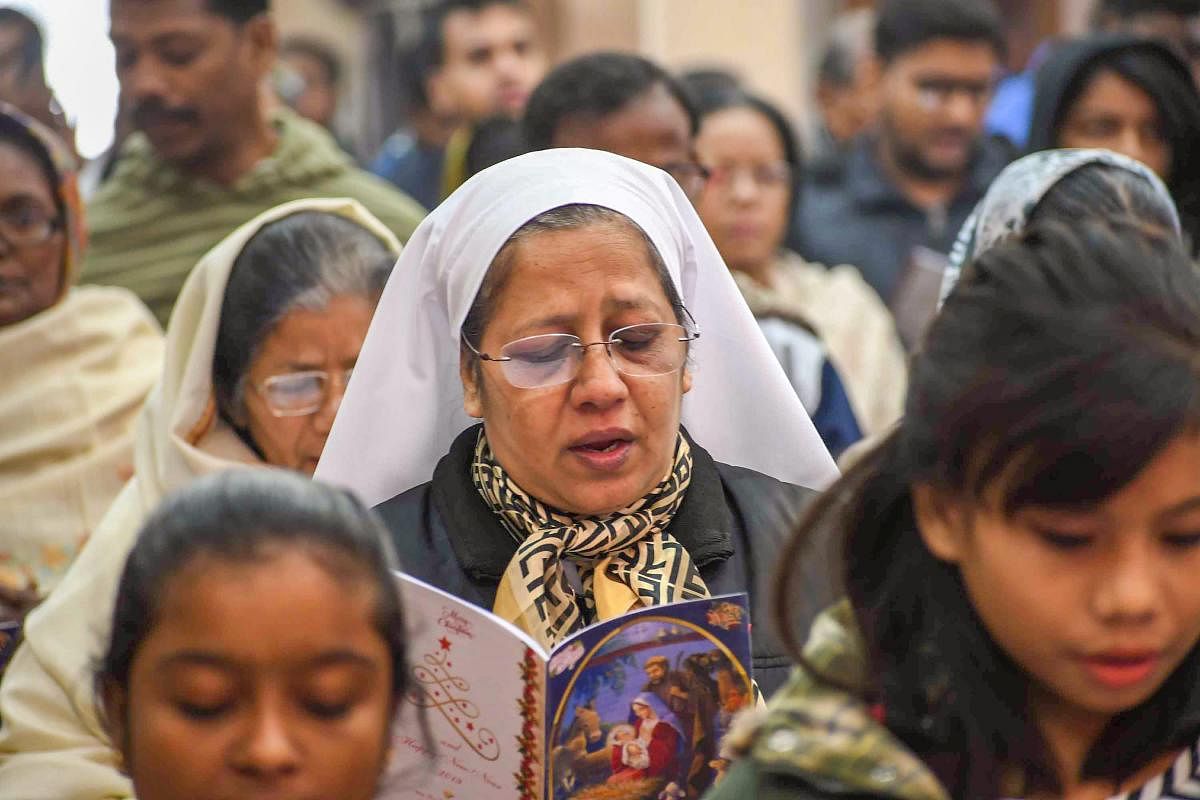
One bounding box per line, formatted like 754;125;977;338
317;148;837;503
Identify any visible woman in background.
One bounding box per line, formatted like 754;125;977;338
942;147;1182;302
0;103;161;618
1027;34;1200;251
0;198;400;800
693;89;905;442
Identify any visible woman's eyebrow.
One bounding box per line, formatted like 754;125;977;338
511;313;576;338
605;297;657;313
1157;495;1200;521
305;650;377;669
157;650;235;671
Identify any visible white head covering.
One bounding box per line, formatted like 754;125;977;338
940;148;1179;306
317;149;837;504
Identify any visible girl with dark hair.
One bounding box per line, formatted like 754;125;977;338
693;89;905;442
1028;34;1200;251
96;469;416;800
708;221;1200;799
0;198;400;799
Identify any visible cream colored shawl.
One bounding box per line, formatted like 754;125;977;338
0;287;161;598
734;250;908;435
0;198;400;800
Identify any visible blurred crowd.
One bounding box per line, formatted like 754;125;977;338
1;0;1200;799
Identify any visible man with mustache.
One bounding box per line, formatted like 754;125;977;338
82;0;425;326
791;0;1010;323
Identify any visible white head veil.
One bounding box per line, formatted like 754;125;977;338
316;149;837;505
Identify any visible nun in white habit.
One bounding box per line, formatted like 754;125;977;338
317;149;838;696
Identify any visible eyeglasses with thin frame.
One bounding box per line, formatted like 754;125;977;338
0;199;61;248
703;162;793;191
253;368;354;417
913;77;995;112
463;312;701;390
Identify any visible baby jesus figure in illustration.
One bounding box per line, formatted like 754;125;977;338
607;694;683;784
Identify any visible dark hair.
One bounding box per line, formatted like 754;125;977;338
212;211;395;448
818;9;876;88
677;67;742;109
1094;0;1200;20
1032;161;1182;240
775;221;1200;796
523;52;699;151
0;8;43;78
96;469;411;726
464;114;528;178
460;204;687;370
0;112;63;220
281;36;342;87
1044;43;1200;252
203;0;270;24
874;0;1006;64
693;88;803;217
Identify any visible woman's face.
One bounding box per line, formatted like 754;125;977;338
106;549;394;800
916;433;1200;733
461;219;692;516
1058;68;1172;180
632;701;653;720
240;295;375;475
0;140;64;326
694;106;792;280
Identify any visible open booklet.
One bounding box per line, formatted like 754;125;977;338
383;572;754;800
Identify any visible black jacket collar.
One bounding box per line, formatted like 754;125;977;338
430;424;735;582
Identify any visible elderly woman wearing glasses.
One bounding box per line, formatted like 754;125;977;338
0;198;400;798
317;149;840;697
0;104;161;622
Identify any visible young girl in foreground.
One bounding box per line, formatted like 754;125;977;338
708;221;1200;800
95;469;416;800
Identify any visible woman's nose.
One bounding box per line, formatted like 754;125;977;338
311;385;345;436
1092;540;1159;625
569;344;627;408
1114;127;1149;167
230;704;302;780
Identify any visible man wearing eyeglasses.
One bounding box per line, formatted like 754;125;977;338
523;52;709;202
791;0;1012;328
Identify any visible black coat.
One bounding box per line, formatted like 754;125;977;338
373;425;832;698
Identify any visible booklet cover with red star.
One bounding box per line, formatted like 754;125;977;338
382;572;753;800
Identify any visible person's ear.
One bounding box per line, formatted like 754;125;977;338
912;483;968;564
860;54;885;101
425;69;457;119
100;681;131;775
680;366;693;395
460;354;483;418
243;14;279;79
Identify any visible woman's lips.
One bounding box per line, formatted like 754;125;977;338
568;430;634;472
1080;652;1161;690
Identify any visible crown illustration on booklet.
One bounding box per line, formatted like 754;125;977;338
384;573;754;800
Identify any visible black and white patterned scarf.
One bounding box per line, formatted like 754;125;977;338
472;429;709;649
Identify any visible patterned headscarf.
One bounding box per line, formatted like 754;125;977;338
940;149;1179;305
0;102;84;297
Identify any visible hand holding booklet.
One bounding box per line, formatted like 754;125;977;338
384;572;755;800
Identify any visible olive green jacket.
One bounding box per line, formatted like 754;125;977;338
82;110;425;326
704;603;950;800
